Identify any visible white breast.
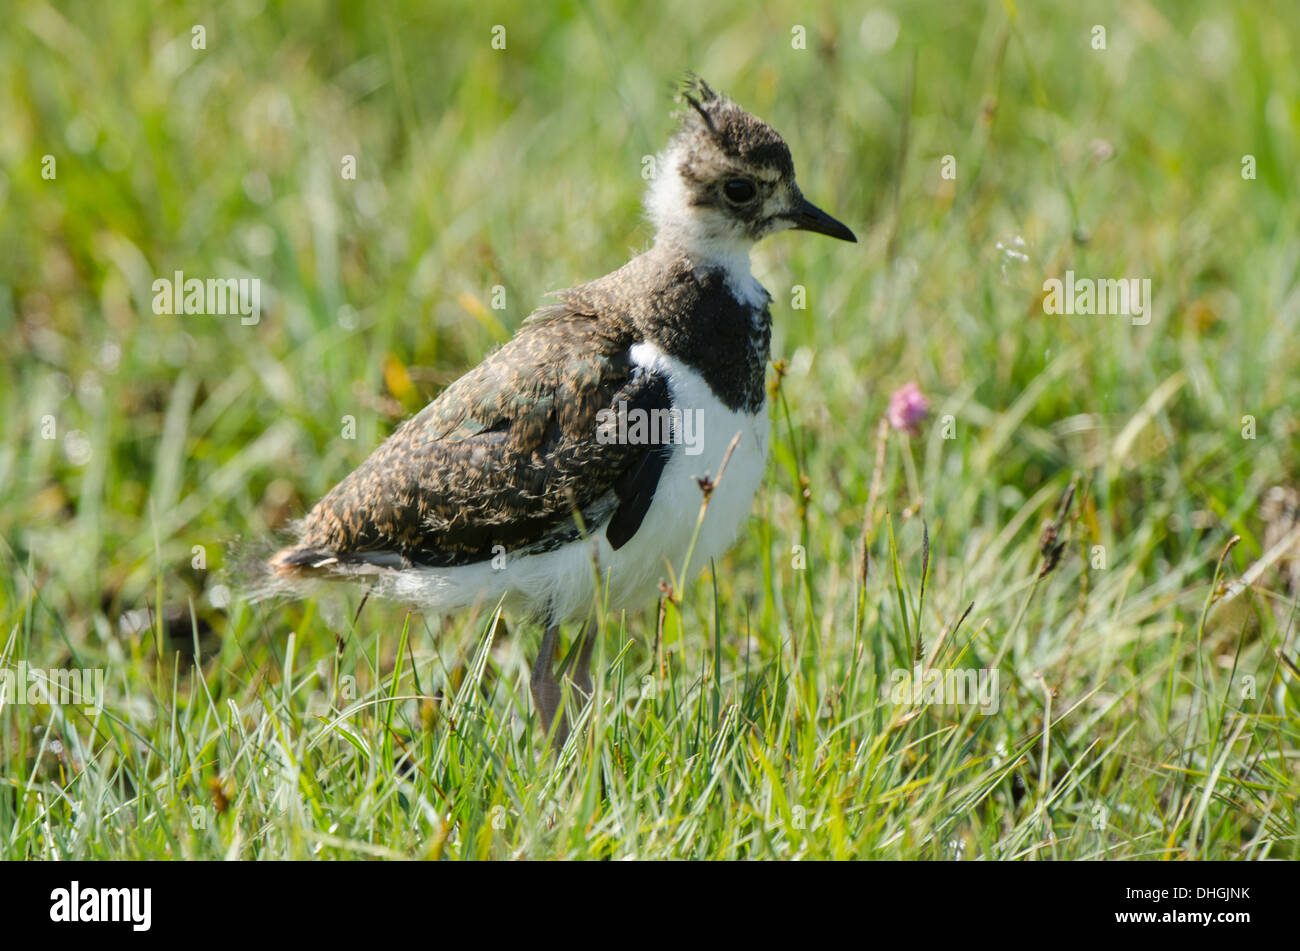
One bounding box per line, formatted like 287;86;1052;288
383;344;770;624
609;341;770;603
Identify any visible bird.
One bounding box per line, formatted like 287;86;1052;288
263;76;857;744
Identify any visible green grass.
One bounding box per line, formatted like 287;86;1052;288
2;0;1298;859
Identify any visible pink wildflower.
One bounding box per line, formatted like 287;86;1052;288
887;382;929;436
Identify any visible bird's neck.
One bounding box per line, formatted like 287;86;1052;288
657;232;752;275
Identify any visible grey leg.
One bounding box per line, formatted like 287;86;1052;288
569;616;600;701
530;622;567;746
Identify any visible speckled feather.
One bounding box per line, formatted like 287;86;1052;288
275;244;771;572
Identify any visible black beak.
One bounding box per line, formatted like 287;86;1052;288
789;197;857;242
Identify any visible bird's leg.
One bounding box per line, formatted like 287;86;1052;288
568;615;600;702
530;621;568;746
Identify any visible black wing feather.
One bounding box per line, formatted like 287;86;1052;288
606;371;674;549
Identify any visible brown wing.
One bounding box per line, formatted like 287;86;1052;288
272;310;672;573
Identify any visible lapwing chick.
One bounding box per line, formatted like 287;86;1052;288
267;77;856;744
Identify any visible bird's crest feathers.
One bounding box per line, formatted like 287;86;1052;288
666;74;795;179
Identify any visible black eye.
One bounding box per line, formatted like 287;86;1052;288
723;179;757;203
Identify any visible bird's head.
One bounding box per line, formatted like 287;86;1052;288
646;76;856;263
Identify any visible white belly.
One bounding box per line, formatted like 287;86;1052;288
382;344;769;624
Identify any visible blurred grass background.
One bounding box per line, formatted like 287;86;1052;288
1;0;1298;859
